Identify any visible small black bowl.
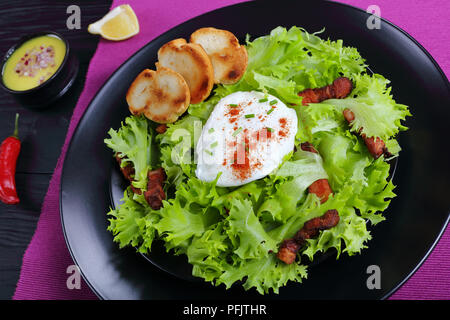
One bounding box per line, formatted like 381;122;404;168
0;31;79;109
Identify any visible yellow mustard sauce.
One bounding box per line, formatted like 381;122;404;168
2;35;66;91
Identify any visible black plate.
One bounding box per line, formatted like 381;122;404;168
60;0;450;299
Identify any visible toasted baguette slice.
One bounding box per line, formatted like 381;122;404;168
126;67;190;124
156;38;214;104
190;27;248;85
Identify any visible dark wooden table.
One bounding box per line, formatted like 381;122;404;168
0;0;112;299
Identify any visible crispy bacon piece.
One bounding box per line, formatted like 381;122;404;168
342;108;355;123
308;179;333;204
115;154;134;181
298;77;353;106
277;209;340;264
300;142;333;203
298;209;340;240
299;141;317;153
144;168;166;210
362;135;387;159
115;154;167;208
277;239;299;265
342;108;391;159
155;124;167;134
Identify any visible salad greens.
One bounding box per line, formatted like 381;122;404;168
104;26;410;294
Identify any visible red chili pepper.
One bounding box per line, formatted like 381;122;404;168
0;113;21;204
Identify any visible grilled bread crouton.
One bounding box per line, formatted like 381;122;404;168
156;38;214;104
126;67;190;124
190;27;248;85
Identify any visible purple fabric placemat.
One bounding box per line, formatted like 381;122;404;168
13;0;449;300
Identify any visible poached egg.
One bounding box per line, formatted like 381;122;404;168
195;91;298;187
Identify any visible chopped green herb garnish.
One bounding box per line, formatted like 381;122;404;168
204;150;213;156
267;108;274;115
258;98;268;103
245;114;255;118
208;128;215;134
266;127;273;132
232;127;243;137
229;103;238;107
269;99;278;105
210;141;218;148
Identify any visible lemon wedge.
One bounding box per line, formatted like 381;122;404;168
88;4;139;41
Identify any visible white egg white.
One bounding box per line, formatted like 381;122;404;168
195;91;298;187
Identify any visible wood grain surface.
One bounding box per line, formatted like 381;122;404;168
0;0;112;299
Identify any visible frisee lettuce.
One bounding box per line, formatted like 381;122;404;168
105;26;410;295
104;115;155;190
323;73;411;140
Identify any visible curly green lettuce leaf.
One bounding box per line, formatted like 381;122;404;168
155;198;208;253
384;138;402;159
187;222;230;282
104;115;155;189
302;205;372;260
188;94;220;121
157;115;202;186
159;145;185;188
324;73;411;141
294;184;372;260
316;130;371;191
296;158;395;260
347;157;396;225
258;148;329;222
217;253;308;295
211;180;265;214
176;175;222;208
268;187;348;244
315;130;396;220
188;214;307;295
158;114;202;148
268;185;372;261
295;102;346;142
225;198;277;259
266;155;393;262
107;188;159;254
154;177;222;253
216;26;366;105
